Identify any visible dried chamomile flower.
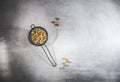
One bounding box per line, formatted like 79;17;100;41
30;28;47;45
51;17;60;27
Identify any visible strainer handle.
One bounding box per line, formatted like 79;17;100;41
42;44;57;67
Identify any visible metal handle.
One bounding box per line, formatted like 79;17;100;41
42;44;57;67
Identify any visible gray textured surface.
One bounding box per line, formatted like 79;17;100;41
0;0;120;82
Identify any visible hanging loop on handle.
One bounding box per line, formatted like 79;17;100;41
30;24;35;28
42;44;57;67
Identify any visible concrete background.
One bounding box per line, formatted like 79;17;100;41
1;0;120;82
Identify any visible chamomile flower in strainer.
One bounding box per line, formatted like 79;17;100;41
29;26;48;46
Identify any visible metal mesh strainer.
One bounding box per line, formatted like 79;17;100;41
28;24;57;67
